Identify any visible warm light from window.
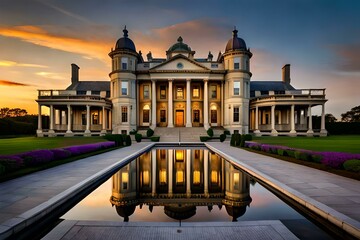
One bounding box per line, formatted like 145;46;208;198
211;170;218;183
175;150;184;161
234;172;239;188
193;170;200;184
159;170;167;184
176;170;184;184
143;170;149;186
122;172;129;183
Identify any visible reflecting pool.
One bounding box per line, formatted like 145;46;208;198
62;148;307;223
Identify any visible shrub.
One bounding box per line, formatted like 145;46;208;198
104;134;124;147
0;156;24;171
129;129;137;135
320;152;360;169
294;151;302;160
311;154;322;163
220;134;226;142
147;128;154;137
125;135;132;146
224;130;230;135
135;133;142;142
343;159;360;172
299;152;312;161
243;134;253;141
235;134;241;147
230;134;236;146
50;149;72;160
20;150;55;166
200;136;209;142
277;149;286;156
286;150;295;158
151;136;160;142
207;128;214;137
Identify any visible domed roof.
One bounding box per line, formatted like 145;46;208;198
168;36;192;52
115;26;136;52
164;206;196;220
225;28;247;52
115;205;136;222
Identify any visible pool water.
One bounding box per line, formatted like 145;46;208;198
62;148;306;223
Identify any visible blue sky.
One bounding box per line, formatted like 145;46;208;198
0;0;359;118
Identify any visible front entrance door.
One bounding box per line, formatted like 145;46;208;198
175;110;184;127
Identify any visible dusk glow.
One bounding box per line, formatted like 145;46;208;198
0;0;359;118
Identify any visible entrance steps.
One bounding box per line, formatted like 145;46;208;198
154;127;207;142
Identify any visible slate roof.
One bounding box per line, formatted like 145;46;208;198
250;81;296;92
66;81;110;91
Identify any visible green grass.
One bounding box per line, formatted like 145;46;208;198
252;135;360;153
0;136;107;155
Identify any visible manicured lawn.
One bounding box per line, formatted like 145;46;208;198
252;135;360;153
0;136;108;155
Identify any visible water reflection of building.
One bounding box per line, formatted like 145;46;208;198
110;149;252;222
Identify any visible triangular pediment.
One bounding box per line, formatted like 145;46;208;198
149;54;210;72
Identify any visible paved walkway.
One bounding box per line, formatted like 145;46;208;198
0;142;155;239
206;142;360;238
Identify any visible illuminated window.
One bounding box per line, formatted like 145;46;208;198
92;112;98;124
121;81;128;95
210;85;217;98
234;172;240;189
142;170;149;186
143;85;149;99
159;170;167;185
234;81;240;95
175;150;184;161
176;170;184;184
234;57;240;69
211;170;218;184
121;106;128;122
233;107;239;122
160;85;166;99
193;86;199;98
176;87;183;99
122;172;128;189
193;170;200;185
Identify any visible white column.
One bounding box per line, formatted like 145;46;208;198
49;105;54;130
168;79;174;127
320;104;328;136
204;149;209;196
186;149;191;197
221;81;224;126
85;105;91;136
37;104;42;130
151;80;157;129
307;105;314;136
254;106;260;135
151;149;156;197
186;79;192;127
203;79;209;129
101;107;107;135
65;105;73;136
271;105;278;135
168;149;173;195
290;105;296;135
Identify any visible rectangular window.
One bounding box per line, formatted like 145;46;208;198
210;85;217;98
143;109;149;123
176;87;183;99
92;112;98;124
121;81;128;95
121;58;128;70
234;81;240;95
160;110;166;123
121;106;128;122
81;113;86;125
211;110;217;123
192;86;199;98
160;85;166;99
234;57;240;69
143;85;149;99
233;107;239;122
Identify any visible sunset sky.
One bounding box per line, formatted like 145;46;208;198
0;0;359;118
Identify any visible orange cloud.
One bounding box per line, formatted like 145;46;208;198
0;25;111;62
0;60;48;68
0;80;30;86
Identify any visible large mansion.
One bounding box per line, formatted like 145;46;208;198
36;27;328;137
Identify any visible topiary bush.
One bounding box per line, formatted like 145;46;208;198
234;134;241;147
243;134;253;141
343;159;360;172
220;134;226;142
200;136;210;142
129;129;137;135
224;130;230;135
230;134;235;146
135;133;142;142
104;134;124;147
147;128;154;137
151;136;160;142
207;128;214;137
125;135;132;146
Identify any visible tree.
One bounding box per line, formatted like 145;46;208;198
341;105;360;122
325;113;337;123
0;107;27;118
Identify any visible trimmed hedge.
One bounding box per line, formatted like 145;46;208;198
135;133;142;142
125;135;132;146
104;134;124;147
151;136;160;142
129;129;137;135
220;134;226;142
147;128;154;137
343;159;360;172
207;128;214;137
224;130;230;135
200;136;210;142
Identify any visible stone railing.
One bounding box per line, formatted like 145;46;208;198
37;90;110;103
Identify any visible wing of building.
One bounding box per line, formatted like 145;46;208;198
36;27;327;137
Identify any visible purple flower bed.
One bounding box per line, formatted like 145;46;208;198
244;141;360;169
0;141;116;175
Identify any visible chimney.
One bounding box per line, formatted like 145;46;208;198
282;64;290;83
71;63;80;84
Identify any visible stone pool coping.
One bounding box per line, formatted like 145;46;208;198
205;142;360;239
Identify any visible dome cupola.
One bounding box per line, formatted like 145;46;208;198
115;26;136;52
168;36;192;52
225;28;247;52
